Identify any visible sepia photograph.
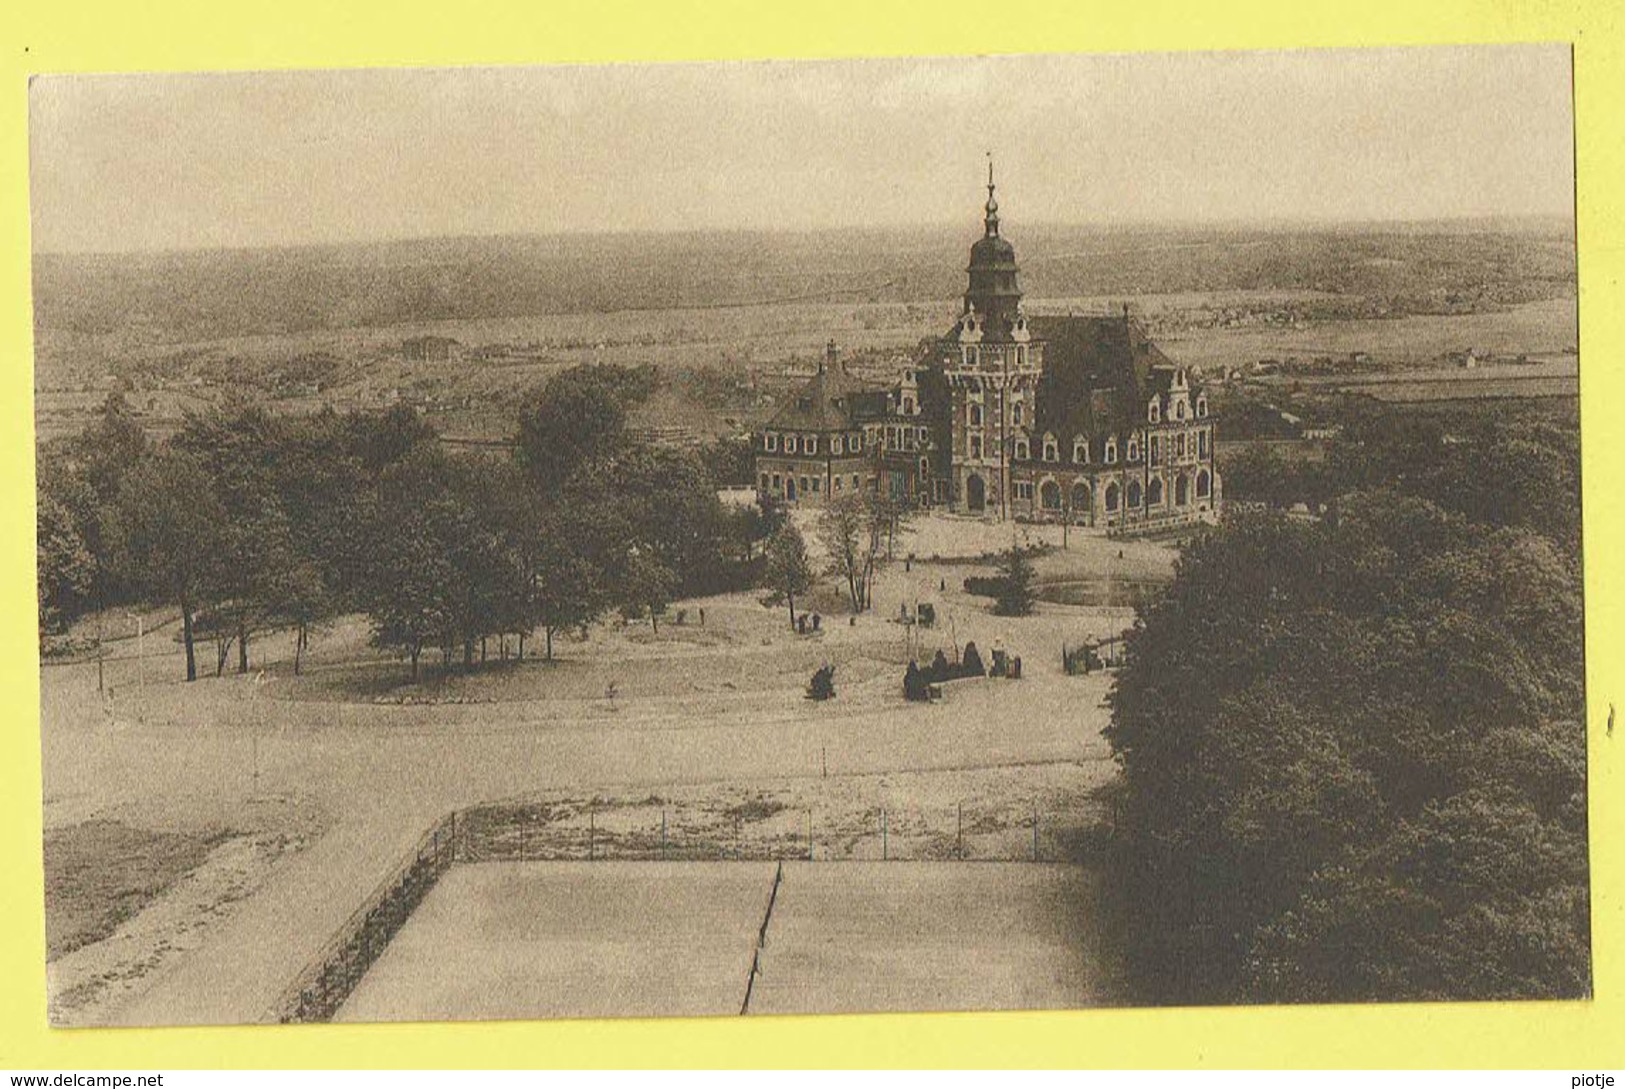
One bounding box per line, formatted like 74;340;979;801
28;45;1586;1028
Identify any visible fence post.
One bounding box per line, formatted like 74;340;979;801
807;809;813;862
1032;804;1039;862
661;809;668;859
957;802;963;860
882;808;888;861
589;808;596;861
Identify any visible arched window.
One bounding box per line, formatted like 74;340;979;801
1127;479;1143;507
1043;433;1059;462
1014;439;1030;461
1175;401;1187;421
1196;396;1208;418
785;435;798;455
970;436;983;459
1199;430;1210;459
1148;477;1164;506
1105;482;1120;512
1148;399;1161;423
1072;481;1091;512
831;435;843;456
969;404;983;426
1196;469;1211;499
1073;438;1089;464
1012;402;1024;425
1176;474;1190;506
765;433;778;452
1150;436;1161;466
1105;437;1118;464
1040;480;1062;510
1127;438;1139;461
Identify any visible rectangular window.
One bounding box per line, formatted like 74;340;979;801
759;473;769;492
1199;430;1210;458
810;477;821;494
806;436;818;456
785;436;798;454
765;433;778;452
831;436;843;455
772;473;782;492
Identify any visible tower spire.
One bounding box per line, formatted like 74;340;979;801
984;152;1000;237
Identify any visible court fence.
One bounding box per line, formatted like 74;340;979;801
272;794;1116;1022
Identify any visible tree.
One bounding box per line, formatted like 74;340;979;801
36;489;95;638
760;521;814;631
818;493;869;612
514;363;654;491
1105;484;1588;1006
990;545;1037;617
619;549;678;633
107;448;227;682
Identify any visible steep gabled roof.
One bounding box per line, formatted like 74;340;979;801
1027;315;1182;440
765;364;882;432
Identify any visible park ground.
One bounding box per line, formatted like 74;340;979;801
38;515;1177;1025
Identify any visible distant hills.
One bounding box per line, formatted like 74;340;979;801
32;220;1576;347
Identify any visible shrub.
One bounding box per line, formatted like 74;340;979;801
807;664;836;701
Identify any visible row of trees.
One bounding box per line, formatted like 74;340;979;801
1107;406;1588;1003
39;364;773;681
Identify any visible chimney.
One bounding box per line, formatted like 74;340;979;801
824;339;839;373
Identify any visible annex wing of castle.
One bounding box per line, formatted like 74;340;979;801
754;171;1221;534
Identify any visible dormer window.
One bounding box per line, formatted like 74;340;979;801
1148;399;1161;424
902;397;915;415
1042;433;1059;462
1073;438;1089;464
1175;401;1187;421
765;433;778;452
1196;396;1208;418
1014;439;1030;461
1127;438;1139;461
1105;437;1119;464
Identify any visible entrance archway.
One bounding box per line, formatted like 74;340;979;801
966;474;986;513
1176;474;1190;506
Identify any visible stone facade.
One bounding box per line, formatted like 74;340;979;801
755;171;1220;533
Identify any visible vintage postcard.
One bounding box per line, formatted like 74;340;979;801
29;46;1584;1026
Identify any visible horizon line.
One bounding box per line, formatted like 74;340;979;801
31;210;1577;261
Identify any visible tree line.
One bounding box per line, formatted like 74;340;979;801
1108;404;1588;1003
37;364;775;681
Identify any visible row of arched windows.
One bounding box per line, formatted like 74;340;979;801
1029;469;1213;514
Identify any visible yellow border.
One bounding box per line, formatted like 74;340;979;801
3;0;1620;1069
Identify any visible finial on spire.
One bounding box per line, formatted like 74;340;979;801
983;152;1000;237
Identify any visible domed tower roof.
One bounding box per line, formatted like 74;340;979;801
963;158;1023;336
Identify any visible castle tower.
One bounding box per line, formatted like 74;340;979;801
937;160;1044;520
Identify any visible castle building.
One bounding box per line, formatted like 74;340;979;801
755;168;1219;534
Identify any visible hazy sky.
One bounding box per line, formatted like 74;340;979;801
29;45;1574;254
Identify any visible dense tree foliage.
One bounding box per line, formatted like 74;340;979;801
1108;411;1588;1004
38;371;773;681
